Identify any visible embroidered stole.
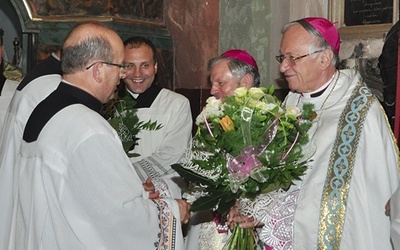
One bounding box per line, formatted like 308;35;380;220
317;82;375;249
153;199;178;250
3;60;22;81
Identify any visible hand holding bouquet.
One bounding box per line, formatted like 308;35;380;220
173;86;314;249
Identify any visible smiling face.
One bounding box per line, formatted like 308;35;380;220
278;24;325;93
123;44;157;94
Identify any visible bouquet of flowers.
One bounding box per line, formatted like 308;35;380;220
101;94;162;157
172;86;315;249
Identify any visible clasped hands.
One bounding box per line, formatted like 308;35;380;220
227;203;264;230
142;178;191;224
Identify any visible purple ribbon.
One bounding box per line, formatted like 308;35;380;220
202;107;214;138
227;146;262;180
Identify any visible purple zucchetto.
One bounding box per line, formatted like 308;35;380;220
221;49;259;71
304;17;340;54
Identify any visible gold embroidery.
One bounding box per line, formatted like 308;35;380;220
3;60;22;81
317;82;375;249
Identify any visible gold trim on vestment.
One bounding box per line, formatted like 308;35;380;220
3;61;22;82
317;82;375;249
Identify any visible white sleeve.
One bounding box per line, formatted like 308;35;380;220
61;133;182;248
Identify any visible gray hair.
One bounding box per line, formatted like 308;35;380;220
282;19;339;68
208;56;261;87
61;33;114;74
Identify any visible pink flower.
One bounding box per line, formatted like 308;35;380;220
227;147;262;180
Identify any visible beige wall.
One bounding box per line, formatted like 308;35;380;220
218;1;293;89
219;1;273;88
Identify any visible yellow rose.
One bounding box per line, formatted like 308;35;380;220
219;115;235;132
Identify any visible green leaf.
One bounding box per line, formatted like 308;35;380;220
170;87;314;222
102;94;163;157
217;195;236;215
191;192;225;211
268;84;275;95
171;164;214;186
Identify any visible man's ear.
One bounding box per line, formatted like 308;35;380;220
239;73;254;89
92;62;103;83
154;62;158;74
319;49;334;70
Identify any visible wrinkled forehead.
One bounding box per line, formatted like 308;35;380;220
210;60;230;74
210;60;239;82
281;25;314;54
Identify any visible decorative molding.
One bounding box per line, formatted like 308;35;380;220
329;0;398;40
13;0;166;30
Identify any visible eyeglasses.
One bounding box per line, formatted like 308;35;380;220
85;61;127;70
275;49;325;66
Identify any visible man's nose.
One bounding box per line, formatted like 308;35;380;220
279;59;290;73
120;69;127;79
130;67;144;77
210;84;219;96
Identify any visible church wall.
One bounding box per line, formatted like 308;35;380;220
1;0;398;126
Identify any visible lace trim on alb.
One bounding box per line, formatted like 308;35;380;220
179;142;222;182
247;188;300;250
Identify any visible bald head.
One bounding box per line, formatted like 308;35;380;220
60;22;126;103
61;22;124;75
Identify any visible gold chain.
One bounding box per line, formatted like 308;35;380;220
296;70;340;146
319;70;340;111
297;70;340;111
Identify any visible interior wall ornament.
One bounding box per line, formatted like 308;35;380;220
19;0;165;27
8;0;173;89
329;0;399;40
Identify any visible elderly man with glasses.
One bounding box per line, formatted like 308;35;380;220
229;17;399;250
0;22;190;249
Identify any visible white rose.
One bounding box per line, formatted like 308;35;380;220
285;106;301;117
233;87;248;98
206;96;222;109
195;110;206;125
248;87;265;100
254;100;267;110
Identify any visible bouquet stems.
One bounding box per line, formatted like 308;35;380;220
223;224;256;250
